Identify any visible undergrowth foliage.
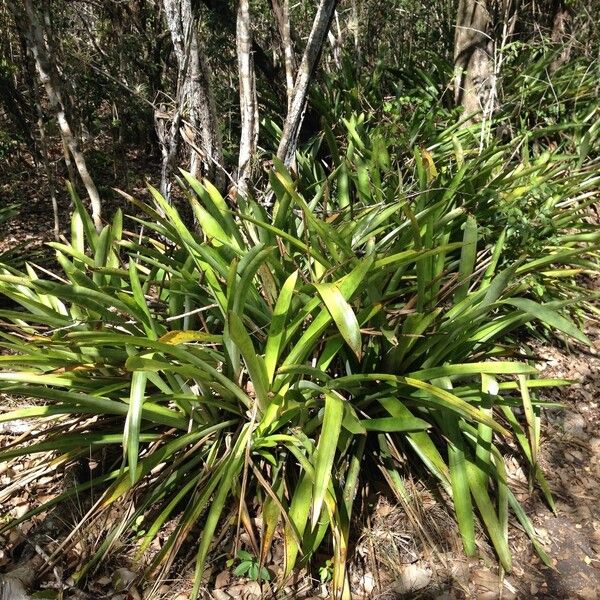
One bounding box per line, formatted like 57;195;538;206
0;55;599;597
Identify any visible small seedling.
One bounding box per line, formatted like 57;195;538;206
318;558;334;583
227;549;271;581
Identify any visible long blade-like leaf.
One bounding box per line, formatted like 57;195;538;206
314;282;362;360
312;392;344;528
265;270;298;383
125;370;148;484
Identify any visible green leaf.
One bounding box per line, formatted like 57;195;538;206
507;488;552;566
129;260;157;339
125;370;147;485
360;416;430;432
190;428;249;599
234;562;251;576
284;469;312;576
314;282;362;360
0;432;158;461
71;209;85;261
279;254;374;374
0;385;186;429
443;413;476;556
312;392;344;527
228;312;269;410
503;298;591;345
342;403;367;434
190;196;238;248
518;374;538;467
68;181;98;249
231;244;275;315
454;215;477;303
466;456;512;572
329;374;509;436
408;362;537;381
93;225;113;286
265;270;298;383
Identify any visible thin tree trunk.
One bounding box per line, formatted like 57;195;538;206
158;8;192;200
21;11;59;236
236;0;259;197
158;64;188;200
187;21;222;183
454;0;495;121
60;137;77;192
277;0;339;167
270;0;296;110
30;64;59;240
549;0;571;73
200;0;286;99
14;0;102;230
162;0;223;191
15;6;77;190
350;0;361;71
327;10;343;70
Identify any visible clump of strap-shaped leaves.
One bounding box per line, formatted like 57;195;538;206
0;132;596;598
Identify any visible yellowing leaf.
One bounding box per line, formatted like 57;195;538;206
421;148;438;182
159;330;221;345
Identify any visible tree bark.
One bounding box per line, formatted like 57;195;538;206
277;0;339;167
236;0;259;197
13;0;102;230
162;0;223;191
270;0;296;110
454;0;495;121
199;0;286;99
549;0;572;73
349;0;361;69
30;60;59;240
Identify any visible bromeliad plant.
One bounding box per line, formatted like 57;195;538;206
0;153;595;598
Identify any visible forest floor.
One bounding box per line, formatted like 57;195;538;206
0;180;599;600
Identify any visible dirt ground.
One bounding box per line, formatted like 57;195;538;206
340;319;600;600
512;321;600;600
370;322;600;600
0;189;599;599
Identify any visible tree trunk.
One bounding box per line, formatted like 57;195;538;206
549;0;571;73
161;0;223;193
277;0;339;167
199;0;286;99
30;60;59;240
13;0;102;230
270;0;296;110
349;0;361;70
454;0;495;121
236;0;259;197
